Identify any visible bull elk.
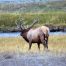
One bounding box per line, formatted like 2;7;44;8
16;18;49;50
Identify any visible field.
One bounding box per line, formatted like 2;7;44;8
0;1;66;66
0;35;66;53
0;35;66;66
0;12;66;65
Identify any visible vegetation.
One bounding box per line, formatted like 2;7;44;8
0;1;66;31
0;12;66;29
0;35;66;54
0;1;66;13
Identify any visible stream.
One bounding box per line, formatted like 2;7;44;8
0;32;66;37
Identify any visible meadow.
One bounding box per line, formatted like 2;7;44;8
0;1;66;65
0;12;66;65
0;35;66;66
0;35;66;55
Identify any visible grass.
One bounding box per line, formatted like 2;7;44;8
0;35;66;54
0;11;66;29
49;35;66;54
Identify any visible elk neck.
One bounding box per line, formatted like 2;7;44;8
20;29;30;42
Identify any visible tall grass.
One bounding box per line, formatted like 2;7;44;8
0;12;66;28
0;35;66;54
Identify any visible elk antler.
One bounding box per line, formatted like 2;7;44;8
15;17;25;30
27;18;39;29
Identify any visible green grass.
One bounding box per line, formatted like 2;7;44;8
0;12;66;30
0;35;66;54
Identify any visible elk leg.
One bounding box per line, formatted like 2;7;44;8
40;35;48;50
37;43;40;50
45;37;48;49
40;34;46;49
44;43;48;49
44;38;48;49
29;42;32;50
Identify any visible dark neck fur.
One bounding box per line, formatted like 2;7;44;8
20;29;29;42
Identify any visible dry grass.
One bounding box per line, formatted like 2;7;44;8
49;35;66;54
0;35;66;54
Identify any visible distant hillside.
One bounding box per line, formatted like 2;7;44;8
0;1;66;13
0;0;47;3
0;0;62;3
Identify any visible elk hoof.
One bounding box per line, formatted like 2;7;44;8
44;48;49;52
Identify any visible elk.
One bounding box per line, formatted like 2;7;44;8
16;18;49;50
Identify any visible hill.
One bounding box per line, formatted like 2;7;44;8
0;1;66;13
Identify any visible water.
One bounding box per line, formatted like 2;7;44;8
0;32;66;37
0;32;20;37
49;32;66;36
